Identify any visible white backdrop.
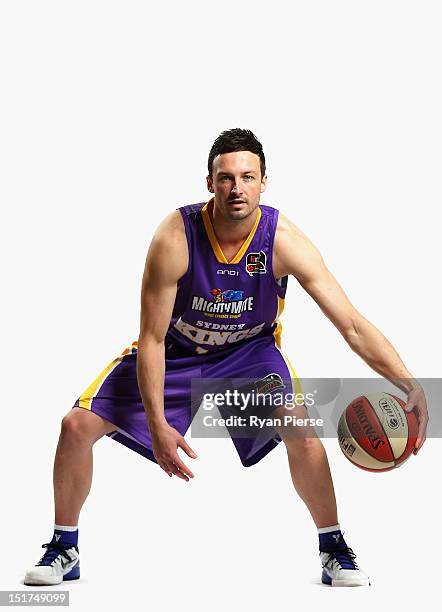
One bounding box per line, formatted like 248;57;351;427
1;1;441;610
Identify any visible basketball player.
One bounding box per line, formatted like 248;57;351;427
24;129;428;588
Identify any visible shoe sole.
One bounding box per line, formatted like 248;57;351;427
322;570;370;586
322;578;370;587
24;576;80;586
24;563;80;586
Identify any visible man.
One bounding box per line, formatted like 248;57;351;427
24;128;428;588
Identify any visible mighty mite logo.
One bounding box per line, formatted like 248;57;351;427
174;280;263;351
191;287;255;317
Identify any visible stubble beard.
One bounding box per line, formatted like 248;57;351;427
221;200;259;223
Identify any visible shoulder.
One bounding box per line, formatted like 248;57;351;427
154;209;186;241
273;211;324;279
274;211;312;259
275;211;308;240
143;209;188;283
149;209;188;257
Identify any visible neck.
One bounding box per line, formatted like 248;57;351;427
209;198;259;247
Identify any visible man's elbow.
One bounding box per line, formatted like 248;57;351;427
137;332;165;352
345;327;359;350
343;316;366;351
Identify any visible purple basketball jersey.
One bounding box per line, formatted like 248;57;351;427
72;197;300;467
166;198;288;355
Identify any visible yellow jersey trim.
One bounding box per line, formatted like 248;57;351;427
201;198;262;264
272;295;285;349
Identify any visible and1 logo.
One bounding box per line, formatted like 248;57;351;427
246;250;267;276
217;269;239;276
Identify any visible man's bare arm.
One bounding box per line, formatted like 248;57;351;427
273;212;428;452
136;210;197;478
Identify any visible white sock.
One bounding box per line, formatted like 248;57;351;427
54;524;78;531
317;523;340;534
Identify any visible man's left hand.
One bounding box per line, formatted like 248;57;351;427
404;385;428;454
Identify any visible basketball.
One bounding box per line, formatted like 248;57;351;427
337;392;419;472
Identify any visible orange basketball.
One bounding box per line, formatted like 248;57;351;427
337;392;418;472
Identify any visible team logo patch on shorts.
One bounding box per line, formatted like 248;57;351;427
246;250;267;276
254;373;285;395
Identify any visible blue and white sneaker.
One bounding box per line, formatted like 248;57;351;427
320;538;370;587
24;541;80;586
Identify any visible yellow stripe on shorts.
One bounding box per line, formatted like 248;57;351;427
77;341;137;410
273;338;303;396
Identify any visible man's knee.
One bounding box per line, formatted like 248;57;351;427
280;430;320;457
60;408;114;444
273;404;319;456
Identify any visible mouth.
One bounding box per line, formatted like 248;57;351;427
229;199;245;204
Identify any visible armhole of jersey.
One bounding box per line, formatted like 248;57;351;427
176;207;192;287
268;208;288;298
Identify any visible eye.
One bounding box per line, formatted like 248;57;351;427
244;175;254;180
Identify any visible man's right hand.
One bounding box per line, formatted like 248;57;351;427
149;421;197;481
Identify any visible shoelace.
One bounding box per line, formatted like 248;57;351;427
36;542;75;567
321;545;359;570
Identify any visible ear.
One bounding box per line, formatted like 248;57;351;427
206;175;214;193
260;174;268;193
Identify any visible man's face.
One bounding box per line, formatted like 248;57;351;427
206;150;267;221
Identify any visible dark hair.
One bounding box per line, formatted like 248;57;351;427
207;128;266;178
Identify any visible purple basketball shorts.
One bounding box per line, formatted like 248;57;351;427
72;334;300;467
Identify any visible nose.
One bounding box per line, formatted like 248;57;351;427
231;181;243;194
